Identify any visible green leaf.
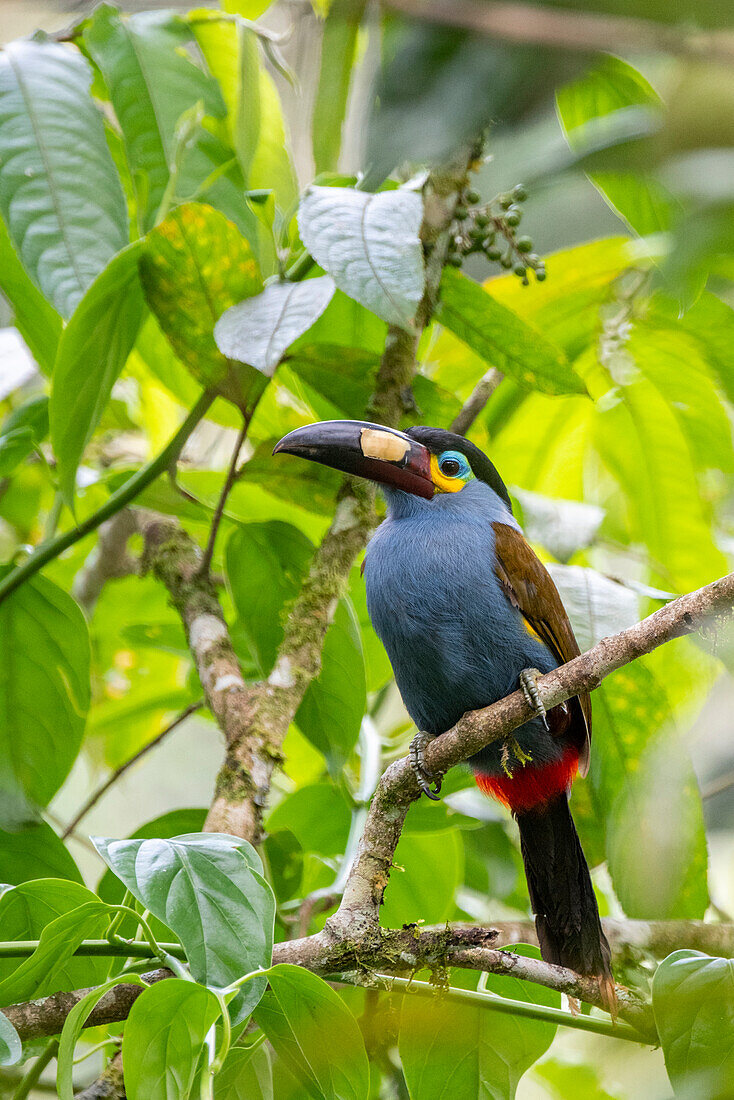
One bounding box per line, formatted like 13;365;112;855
215;1043;273;1100
0;428;34;478
606;734;709;918
57;975;145;1100
556;55;675;238
653;951;734;1099
0;900;110;1006
122;979;222;1100
0;37;128;317
93;833;275;1020
0;1011;21;1067
400;946;559;1100
436;268;583;395
513;491;604;564
226;521;314;674
1;395;49;447
0;573;90;827
0;822;82;886
0;217;61;373
50;243;145;507
84;6;247;234
380;828;463;926
312;0;365;174
96;808;207;905
298;186;424;328
139;202;263;406
266;782;351;856
254;964;369;1100
0;880;109;995
296;599;366;776
215;277;336;375
545;565;639;653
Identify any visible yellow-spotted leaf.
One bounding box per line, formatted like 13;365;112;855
139;203;263;407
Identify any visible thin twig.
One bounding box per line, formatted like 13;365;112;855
450;369;503;435
61;702;203;840
198;416;250;579
702;767;734;801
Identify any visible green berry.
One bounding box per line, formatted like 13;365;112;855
535;268;547;282
500;254;513;269
499;194;512;210
448;254;463;267
516;236;533;253
465;188;480;204
514;263;526;277
521;275;530;286
475;212;490;228
506;209;521;227
486;246;502;261
512;184;528;202
455;204;468;220
483;229;496;246
469;225;485;241
527;253;539;264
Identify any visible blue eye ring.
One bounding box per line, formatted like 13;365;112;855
437;450;471;479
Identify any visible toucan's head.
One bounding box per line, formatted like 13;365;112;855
272;420;512;510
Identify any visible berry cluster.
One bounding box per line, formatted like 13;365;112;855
447;184;546;285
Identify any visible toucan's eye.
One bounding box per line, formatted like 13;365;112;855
436;450;470;479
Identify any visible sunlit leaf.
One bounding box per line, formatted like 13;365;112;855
266;782;351;856
380;828;463;926
139;202;263;406
0;38;128;317
312;0;365;174
298;186;424;327
0;218;61;373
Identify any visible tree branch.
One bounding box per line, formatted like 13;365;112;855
385;0;734;64
450;368;503;436
72;509;141;615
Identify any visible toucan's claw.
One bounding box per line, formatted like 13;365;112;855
409;731;442;801
519;667;549;731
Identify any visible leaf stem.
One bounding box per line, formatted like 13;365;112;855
0;941;186;960
198;415;250;578
333;974;650;1044
0;390;213;607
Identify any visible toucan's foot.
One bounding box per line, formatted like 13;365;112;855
500;736;533;777
519;667;549;731
409;731;442;801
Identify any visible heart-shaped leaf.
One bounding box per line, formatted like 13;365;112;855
93;833;275;1020
215;277;335;375
298;186;424;328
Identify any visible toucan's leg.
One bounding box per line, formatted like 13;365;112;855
409;731;442;801
519;667;549;731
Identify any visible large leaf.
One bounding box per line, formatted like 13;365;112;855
0;217;61;373
436;268;583;395
0;573;90;827
215;277;335;375
266;782;351;857
653;951;734;1099
254;964;369;1100
226;521;314;674
215;1044;273;1100
546;564;639;653
94;833;275;1020
139;202;263;406
556;55;675;238
298;186;424;328
0;38;128;317
0;880;109;994
51;243;145;506
296;599;366;776
0;822;82;886
122;979;221;1100
57;975;146;1100
312;0;365;174
84;6;253;236
399;945;559;1100
514;491;605;564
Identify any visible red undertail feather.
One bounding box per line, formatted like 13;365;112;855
475;746;579;813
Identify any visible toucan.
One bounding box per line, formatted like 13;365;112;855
274;419;613;1002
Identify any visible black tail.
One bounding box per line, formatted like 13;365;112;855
515;792;613;998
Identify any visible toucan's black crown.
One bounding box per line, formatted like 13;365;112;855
406;426;512;510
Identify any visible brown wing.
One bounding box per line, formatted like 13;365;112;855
492;522;591;775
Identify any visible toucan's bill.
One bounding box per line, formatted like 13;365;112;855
273;420;435;499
